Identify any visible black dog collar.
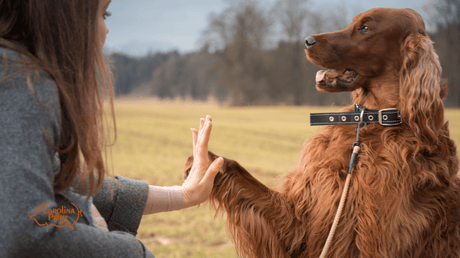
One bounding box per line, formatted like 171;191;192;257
310;104;401;126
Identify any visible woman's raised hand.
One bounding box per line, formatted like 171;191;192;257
181;115;223;208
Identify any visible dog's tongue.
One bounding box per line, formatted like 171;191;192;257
316;70;327;83
316;69;346;83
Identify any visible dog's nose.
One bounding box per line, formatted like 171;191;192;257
305;36;317;49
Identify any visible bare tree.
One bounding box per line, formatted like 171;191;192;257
198;0;272;51
231;2;272;49
269;0;313;105
424;0;460;107
198;11;231;52
425;0;460;27
197;0;274;105
307;3;351;35
271;0;310;43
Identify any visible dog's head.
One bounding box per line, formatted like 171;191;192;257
305;8;447;143
304;8;427;94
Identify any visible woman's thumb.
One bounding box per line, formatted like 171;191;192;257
202;157;224;183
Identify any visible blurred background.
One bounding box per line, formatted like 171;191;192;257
103;0;460;107
102;1;460;256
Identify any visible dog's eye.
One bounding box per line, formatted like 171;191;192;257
358;25;371;33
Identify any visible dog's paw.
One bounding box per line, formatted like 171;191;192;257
182;151;224;180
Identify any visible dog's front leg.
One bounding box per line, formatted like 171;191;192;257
183;151;297;258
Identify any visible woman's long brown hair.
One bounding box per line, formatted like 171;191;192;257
0;0;115;198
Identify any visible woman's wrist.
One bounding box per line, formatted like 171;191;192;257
181;186;197;209
143;185;183;215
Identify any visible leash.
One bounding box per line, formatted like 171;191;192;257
310;104;401;258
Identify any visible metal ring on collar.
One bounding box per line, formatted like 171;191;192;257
359;108;365;127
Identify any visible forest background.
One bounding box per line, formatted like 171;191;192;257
106;0;460;108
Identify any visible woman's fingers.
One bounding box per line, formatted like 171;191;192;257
191;128;198;150
195;116;212;158
189;116;212;180
197;119;212;150
199;117;204;133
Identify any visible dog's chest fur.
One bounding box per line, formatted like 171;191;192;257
280;124;459;256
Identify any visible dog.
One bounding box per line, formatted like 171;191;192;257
183;8;460;258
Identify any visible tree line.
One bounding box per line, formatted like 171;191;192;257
109;0;460;107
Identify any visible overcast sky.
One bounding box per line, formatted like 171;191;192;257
104;0;440;56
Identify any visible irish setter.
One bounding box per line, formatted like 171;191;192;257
183;8;460;258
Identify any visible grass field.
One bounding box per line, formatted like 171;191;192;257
108;98;460;258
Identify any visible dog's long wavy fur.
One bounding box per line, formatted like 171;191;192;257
183;8;460;258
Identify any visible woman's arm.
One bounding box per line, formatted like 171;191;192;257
92;175;149;234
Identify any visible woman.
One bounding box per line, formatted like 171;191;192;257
0;0;223;257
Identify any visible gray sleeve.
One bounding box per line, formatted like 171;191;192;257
93;175;149;235
0;50;153;258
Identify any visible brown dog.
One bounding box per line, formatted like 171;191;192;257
183;8;460;258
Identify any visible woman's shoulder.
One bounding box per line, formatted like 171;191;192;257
0;45;61;130
0;43;34;69
0;44;23;59
0;46;58;101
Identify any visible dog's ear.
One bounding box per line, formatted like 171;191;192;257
398;33;445;144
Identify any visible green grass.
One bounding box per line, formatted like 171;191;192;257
107;98;460;258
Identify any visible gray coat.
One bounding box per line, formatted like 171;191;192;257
0;46;154;258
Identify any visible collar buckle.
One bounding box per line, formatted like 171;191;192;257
378;108;402;126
